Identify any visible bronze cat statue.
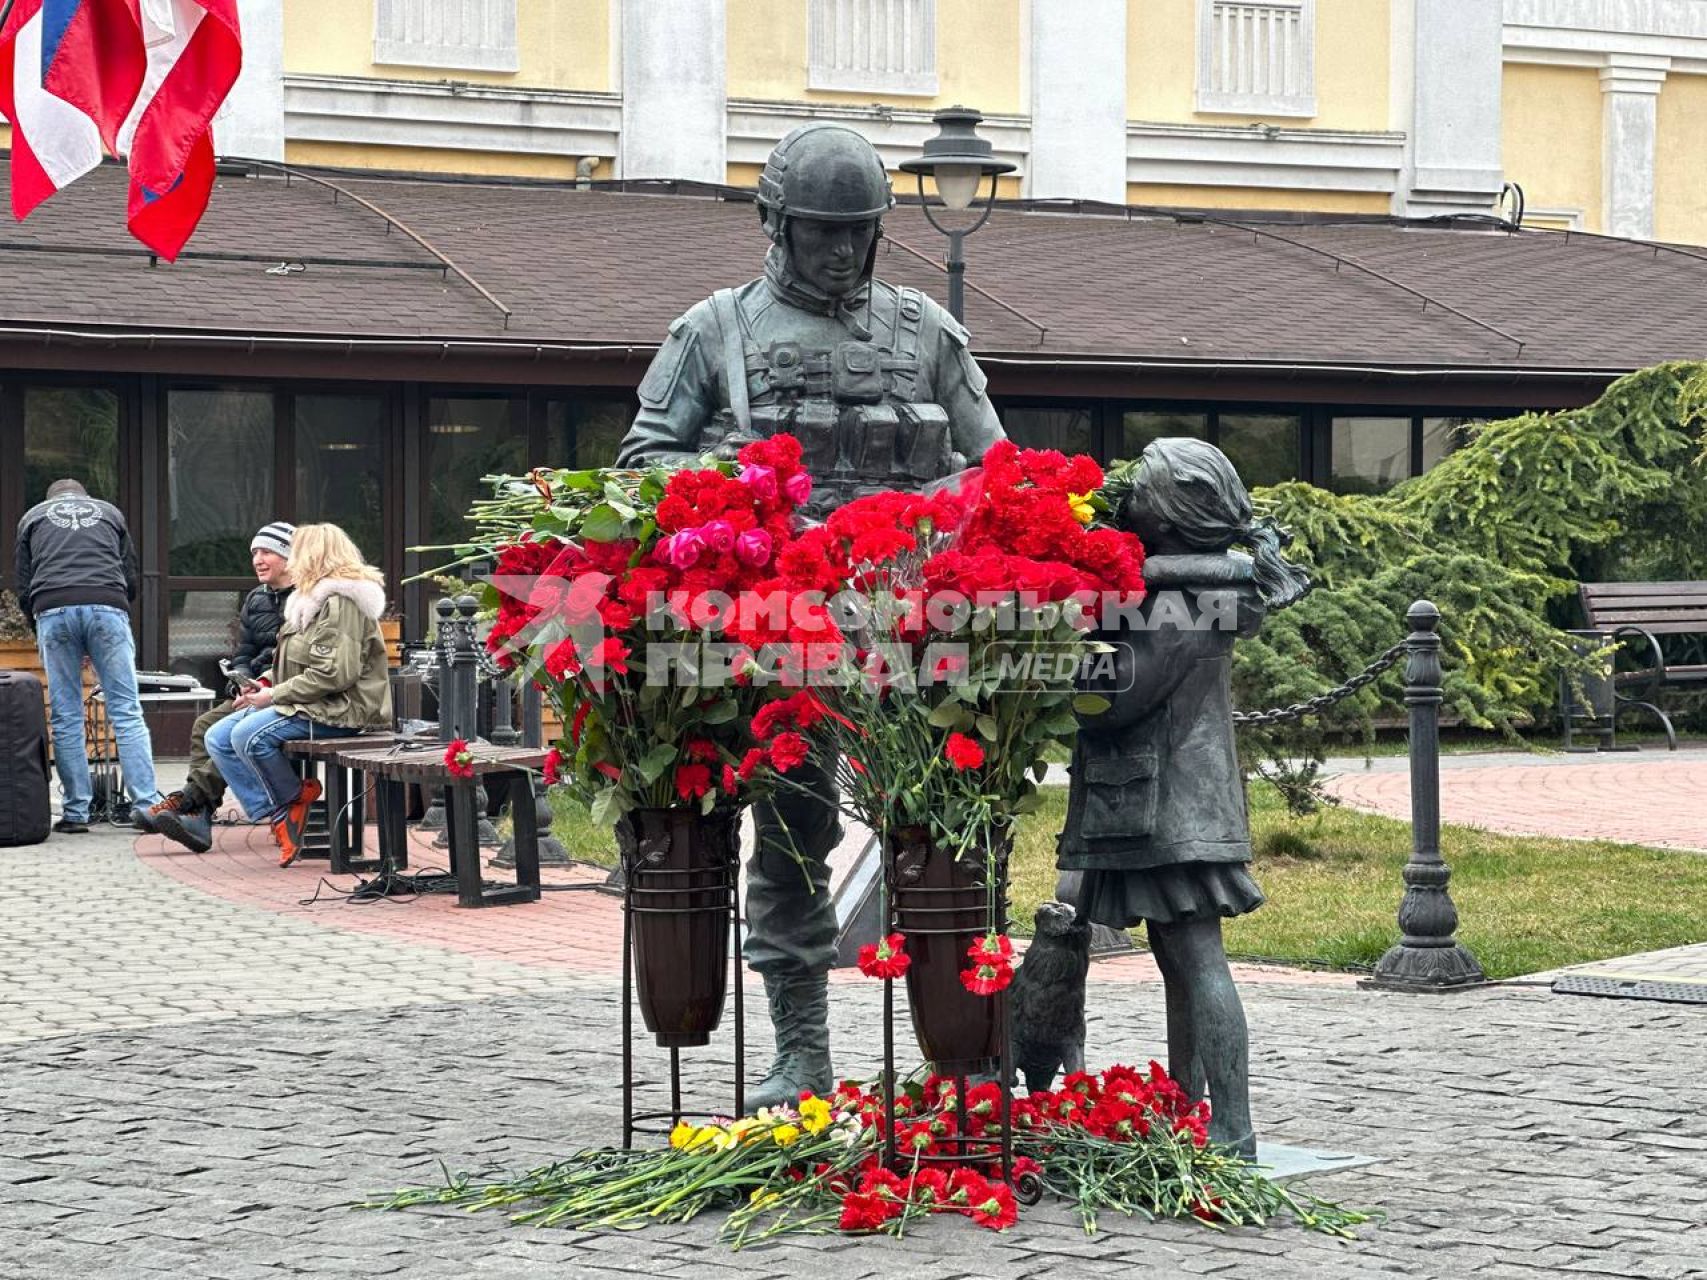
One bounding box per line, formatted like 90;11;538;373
1009;900;1091;1093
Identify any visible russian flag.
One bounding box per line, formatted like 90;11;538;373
0;0;106;219
118;0;241;261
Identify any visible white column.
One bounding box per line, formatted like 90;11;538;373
619;0;726;182
213;0;284;161
1028;0;1126;203
1600;54;1668;240
1400;0;1504;216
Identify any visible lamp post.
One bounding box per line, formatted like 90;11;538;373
899;105;1014;324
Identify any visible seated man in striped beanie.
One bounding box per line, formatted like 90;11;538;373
141;522;296;852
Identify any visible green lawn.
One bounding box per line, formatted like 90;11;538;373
1010;783;1707;980
552;780;1707;982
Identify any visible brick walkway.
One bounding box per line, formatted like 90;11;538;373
1321;748;1707;853
1;781;1702;1277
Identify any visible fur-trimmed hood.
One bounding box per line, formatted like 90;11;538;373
283;576;387;631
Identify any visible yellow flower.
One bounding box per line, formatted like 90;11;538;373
749;1188;780;1208
669;1121;695;1150
727;1117;764;1144
798;1096;833;1135
1067;492;1096;525
771;1123;802;1147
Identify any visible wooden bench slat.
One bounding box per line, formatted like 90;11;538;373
1587;600;1707;617
1581;581;1707;598
1600;619;1707;635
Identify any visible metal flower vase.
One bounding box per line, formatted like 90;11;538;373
614;804;746;1145
886;825;1009;1071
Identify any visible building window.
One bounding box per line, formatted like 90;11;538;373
1217;412;1300;489
543;398;633;472
1329;415;1412;495
167;389;276;578
1123;411;1208;461
809;0;938;96
296;394;388;566
1196;0;1315;118
25;386;118;507
425;396;526;547
1001;406;1094;456
374;0;519;74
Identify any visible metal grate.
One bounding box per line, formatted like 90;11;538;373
1552;975;1707;1005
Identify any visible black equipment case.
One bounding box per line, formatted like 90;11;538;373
0;670;52;846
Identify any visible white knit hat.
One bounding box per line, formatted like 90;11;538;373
251;521;295;558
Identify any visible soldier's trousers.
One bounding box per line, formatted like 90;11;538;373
183;698;236;810
744;755;843;977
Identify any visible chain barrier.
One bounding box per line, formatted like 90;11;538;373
1231;639;1408;728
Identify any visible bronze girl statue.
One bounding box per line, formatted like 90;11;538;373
1057;437;1310;1157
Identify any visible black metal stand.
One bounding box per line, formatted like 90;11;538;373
877;850;1041;1204
620;841;746;1148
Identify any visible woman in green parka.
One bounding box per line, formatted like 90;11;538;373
206;523;392;866
1058;438;1309;1157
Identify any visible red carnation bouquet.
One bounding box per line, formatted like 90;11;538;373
760;441;1147;991
457;436;841;825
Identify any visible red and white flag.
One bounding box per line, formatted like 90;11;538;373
0;0;241;259
120;0;241;260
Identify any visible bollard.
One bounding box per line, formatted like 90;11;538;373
493;677;570;869
434;595;501;849
416;598;458;834
1365;600;1485;991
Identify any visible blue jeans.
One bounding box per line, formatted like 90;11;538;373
37;605;160;821
205;707;362;823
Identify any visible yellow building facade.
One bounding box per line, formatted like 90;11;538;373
95;0;1707;244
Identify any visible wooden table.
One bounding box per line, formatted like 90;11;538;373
284;732;399;875
327;741;548;908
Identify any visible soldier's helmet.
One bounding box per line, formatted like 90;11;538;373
756;123;894;244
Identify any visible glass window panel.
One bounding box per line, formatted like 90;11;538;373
1421;416;1472;471
1001;406;1093;455
166;588;247;691
168;389;275;577
426;397;526;546
296;394;387;564
543;398;632;470
1122;411;1208;463
1329;416;1412;495
25;386;119;506
1216;413;1300;489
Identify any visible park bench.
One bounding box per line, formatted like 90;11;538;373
1571;580;1707;750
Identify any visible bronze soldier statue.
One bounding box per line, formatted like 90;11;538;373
617;123;1007;1110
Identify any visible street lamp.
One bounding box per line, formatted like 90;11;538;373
899;105;1015;323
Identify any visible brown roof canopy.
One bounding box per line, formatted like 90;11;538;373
2;156;1703;380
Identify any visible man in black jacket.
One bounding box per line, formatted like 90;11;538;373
15;479;160;833
144;522;295;853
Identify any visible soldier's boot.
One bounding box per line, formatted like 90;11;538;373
747;972;833;1113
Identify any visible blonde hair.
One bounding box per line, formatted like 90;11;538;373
286;523;385;597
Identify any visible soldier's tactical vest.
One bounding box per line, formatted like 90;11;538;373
704;285;961;515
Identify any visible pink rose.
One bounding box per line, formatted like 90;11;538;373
784;471;813;505
702;519;736;554
739;464;778;500
734;528;773;566
659;530;704;569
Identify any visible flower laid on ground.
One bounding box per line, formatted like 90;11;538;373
444;739;476;779
856;932;910;980
372;1064;1377;1245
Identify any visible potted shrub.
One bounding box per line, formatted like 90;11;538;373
0;590;41;674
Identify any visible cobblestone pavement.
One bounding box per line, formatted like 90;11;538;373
1321;748;1707;853
3;828;1706;1278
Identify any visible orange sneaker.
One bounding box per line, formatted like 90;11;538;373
273;777;322;867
